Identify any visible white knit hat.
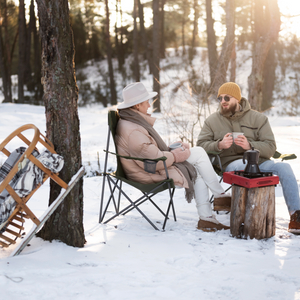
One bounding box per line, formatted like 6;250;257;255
118;82;157;109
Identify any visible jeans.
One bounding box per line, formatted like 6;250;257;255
225;159;300;213
186;147;225;218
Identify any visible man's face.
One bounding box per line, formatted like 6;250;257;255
218;94;239;114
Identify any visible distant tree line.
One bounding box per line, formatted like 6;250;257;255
0;0;299;112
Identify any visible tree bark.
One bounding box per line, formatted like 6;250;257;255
24;0;34;88
210;0;235;96
231;185;275;239
205;0;218;86
115;0;125;70
32;0;43;104
138;0;152;73
160;0;165;59
35;0;85;247
18;0;26;103
0;0;13;103
0;24;9;102
133;0;140;82
262;44;276;111
247;0;280;111
152;0;160;112
105;0;117;105
190;0;199;61
230;40;236;82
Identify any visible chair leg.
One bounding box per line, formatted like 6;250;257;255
123;193;169;219
99;173;107;223
104;187;160;230
100;176;121;223
162;187;176;230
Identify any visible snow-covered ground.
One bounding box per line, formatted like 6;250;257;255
0;100;300;300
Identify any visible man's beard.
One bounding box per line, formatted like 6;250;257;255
220;102;237;115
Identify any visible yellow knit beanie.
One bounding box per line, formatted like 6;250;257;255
217;82;242;102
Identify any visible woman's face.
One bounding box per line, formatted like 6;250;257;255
136;100;150;114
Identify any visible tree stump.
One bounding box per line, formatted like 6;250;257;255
230;185;275;239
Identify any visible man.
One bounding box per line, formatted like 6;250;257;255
197;82;300;234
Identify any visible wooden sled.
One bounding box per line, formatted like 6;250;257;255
0;124;85;256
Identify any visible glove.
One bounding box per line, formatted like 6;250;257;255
171;147;191;163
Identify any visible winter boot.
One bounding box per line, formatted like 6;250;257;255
197;215;230;232
288;210;300;234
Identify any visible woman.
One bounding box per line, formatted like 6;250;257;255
115;82;230;232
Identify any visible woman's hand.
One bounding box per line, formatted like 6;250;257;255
171;147;191;163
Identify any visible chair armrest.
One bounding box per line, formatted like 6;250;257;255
273;151;297;161
207;151;224;175
104;150;167;162
104;150;169;176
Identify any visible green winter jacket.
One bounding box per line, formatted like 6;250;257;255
196;97;277;170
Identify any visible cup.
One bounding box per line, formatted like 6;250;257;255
168;142;183;151
232;132;244;141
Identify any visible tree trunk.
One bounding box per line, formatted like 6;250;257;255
133;0;140;82
230;185;275;239
190;0;199;61
105;0;117;105
115;0;125;71
210;0;235;96
152;0;160;112
35;0;85;247
1;0;13;103
0;25;9;102
24;0;34;88
247;0;280;111
230;40;236;82
262;44;276;111
181;17;185;56
18;0;26;103
205;0;218;86
138;0;152;73
160;0;165;59
32;0;43;104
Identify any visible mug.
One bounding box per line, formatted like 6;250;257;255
168;142;183;151
232;132;244;140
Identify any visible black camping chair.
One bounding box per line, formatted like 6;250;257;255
99;110;176;231
208;150;297;212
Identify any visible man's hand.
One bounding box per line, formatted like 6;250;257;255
218;133;233;150
234;135;251;150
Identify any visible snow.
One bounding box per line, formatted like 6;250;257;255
1;48;300;298
0;101;299;300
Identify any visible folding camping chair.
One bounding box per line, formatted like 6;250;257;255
208;150;297;212
0;124;84;256
99;110;176;231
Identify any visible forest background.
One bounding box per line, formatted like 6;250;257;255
1;0;300;117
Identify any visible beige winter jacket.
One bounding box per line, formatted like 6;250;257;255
115;110;188;188
197;97;277;169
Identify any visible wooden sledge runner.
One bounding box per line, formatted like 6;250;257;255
0;124;84;255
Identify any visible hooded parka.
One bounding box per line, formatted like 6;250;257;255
197;97;277;169
115;110;188;188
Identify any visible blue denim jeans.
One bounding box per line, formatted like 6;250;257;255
225;159;300;213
